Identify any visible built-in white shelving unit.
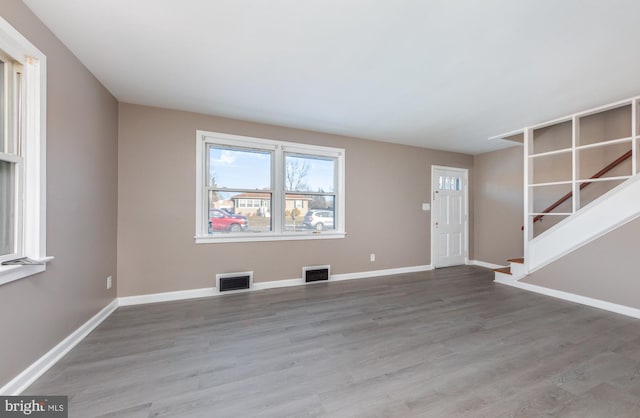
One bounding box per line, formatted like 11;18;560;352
491;96;640;263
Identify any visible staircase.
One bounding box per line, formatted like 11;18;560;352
491;96;640;283
493;258;524;282
494;159;640;282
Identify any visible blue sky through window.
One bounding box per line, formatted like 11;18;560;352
209;147;271;190
285;154;335;193
209;146;335;192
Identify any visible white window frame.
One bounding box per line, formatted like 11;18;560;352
0;17;49;285
195;130;346;243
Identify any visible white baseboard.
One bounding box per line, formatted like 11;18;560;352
118;287;218;306
466;259;504;269
252;277;304;290
331;265;432;281
0;299;118;396
495;278;640;320
251;265;433;290
119;264;433;306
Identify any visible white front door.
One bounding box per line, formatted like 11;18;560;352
432;166;468;268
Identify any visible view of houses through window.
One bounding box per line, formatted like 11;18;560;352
205;140;339;235
207;146;273;233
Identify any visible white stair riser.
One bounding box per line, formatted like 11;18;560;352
510;262;526;276
494;271;513;281
494;272;525;282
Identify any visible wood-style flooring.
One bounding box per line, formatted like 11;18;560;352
26;266;640;417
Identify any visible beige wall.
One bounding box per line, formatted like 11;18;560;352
117;104;473;296
523;216;640;309
0;1;118;387
472;145;523;265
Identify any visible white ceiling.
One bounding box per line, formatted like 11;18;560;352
22;0;640;154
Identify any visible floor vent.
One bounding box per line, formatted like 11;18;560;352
217;271;253;292
303;265;330;283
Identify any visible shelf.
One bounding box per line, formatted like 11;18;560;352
529;137;634;158
527;99;634;138
576;175;631;183
576;99;633;119
530;176;632;187
488;128;524;142
529;148;572;158
529;181;572;187
528;212;572;216
575;136;633;151
530;116;573;131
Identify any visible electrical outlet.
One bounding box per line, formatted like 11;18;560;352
370;253;376;262
106;276;112;290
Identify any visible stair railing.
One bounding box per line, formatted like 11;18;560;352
522;150;632;230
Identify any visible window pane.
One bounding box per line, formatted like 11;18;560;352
208;146;271;190
208;191;271;233
285;154;335;192
0;160;15;256
285;194;335;232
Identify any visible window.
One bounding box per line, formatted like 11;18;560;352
196;131;345;243
438;175;462;191
207;145;273;233
0;17;48;285
0;49;21;263
284;153;336;231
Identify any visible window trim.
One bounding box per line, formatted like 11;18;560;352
0;17;49;285
195;130;346;243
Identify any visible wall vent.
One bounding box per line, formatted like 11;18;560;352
216;271;253;292
303;265;330;283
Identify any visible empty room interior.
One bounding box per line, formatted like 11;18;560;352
3;0;640;416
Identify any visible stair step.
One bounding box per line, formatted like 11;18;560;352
507;257;524;264
493;267;512;275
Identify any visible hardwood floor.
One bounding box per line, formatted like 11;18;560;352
26;266;640;417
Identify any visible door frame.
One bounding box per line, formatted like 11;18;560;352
430;165;469;268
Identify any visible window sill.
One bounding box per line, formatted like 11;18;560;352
195;232;346;244
0;256;54;286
